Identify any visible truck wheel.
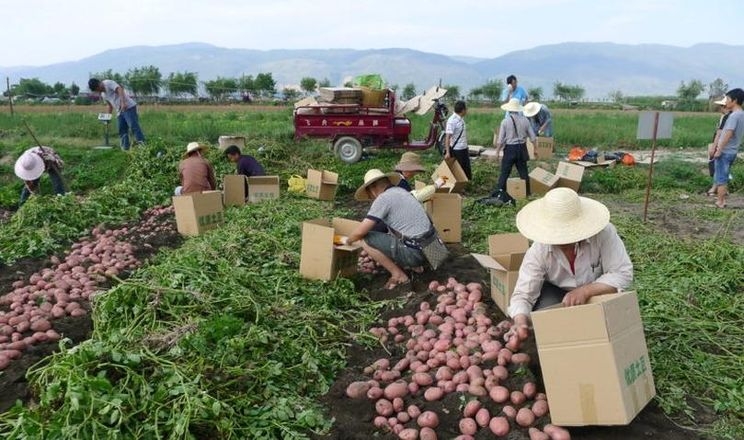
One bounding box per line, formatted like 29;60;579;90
334;136;363;163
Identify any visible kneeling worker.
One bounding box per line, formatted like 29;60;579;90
176;142;216;195
347;169;443;290
224;145;265;177
14;146;66;206
508;187;633;331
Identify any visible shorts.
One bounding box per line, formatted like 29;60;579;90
364;231;426;268
714;153;736;185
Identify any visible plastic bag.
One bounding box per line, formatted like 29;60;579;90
353;74;385;90
288;175;306;193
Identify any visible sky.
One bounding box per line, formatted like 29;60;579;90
1;0;742;67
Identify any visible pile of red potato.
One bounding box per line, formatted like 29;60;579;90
346;277;571;440
0;205;175;370
357;250;383;275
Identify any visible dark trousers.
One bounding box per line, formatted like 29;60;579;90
495;143;530;196
533;282;568;311
19;168;66;206
452;148;472;181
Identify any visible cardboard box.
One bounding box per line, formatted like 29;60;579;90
172;190;224;236
470;233;530;314
223;175;249;207
248;175;280;203
299;217;362;281
535;136;554;159
218;135;245;150
424;193;462;243
529;167;559;195
306;169;339;200
431;158;469;193
556;161;585;192
531;292;656;426
506;177;527;200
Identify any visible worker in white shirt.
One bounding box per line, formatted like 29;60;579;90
507;188;634;332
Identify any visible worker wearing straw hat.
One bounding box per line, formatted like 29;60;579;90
706;95;731;196
523;102;553;137
14;146;66;206
394;151;426;191
175;142;216;195
507;188;633;331
492;98;536;201
347;169;439;290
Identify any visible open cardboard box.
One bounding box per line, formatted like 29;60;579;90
531;291;656;426
413;181;461;242
223;175;281;206
306;169;339;200
299;217;362;281
172;190;224;236
431;158;469;193
529;167;559;195
471;233;530;314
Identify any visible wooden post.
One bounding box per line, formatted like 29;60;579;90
6;77;14;116
642;112;660;222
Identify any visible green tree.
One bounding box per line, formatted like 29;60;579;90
70;82;80;96
204;77;238;101
238;75;256;97
443;84;460;100
401;83;417;101
300;77;318;95
254;72;276;98
468;87;483;101
608;90;624;103
11;78;53;98
553;82;585;101
318;77;331;88
52;82;68;99
125;65;162;97
527;86;543;102
91;69;125;88
282;87;301;101
479;80;504;103
708;78;728;99
166;71;198;98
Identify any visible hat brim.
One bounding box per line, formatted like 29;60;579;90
515;196;610;244
395;163;425;172
14;153;45;181
183;146;205;158
714;99;727;106
354;172;402;201
523;103;541;117
500;102;524;113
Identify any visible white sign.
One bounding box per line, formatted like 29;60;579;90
636;111;673;140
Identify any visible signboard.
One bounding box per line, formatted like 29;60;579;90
636;112;673;140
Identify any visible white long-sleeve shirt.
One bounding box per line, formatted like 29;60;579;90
507;223;633;318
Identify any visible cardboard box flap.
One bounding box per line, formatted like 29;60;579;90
556;161;585;181
487;233;529;269
470;253;508;272
530;167;559;184
332;217;361;235
321;171;339;184
599;291;643;340
248;175;280;186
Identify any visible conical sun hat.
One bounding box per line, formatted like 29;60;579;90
14;152;45;181
523;102;541;118
354;169;402;201
395;152;425;172
500;98;524;113
516;188;610;245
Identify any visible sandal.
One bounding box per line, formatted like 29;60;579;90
385;277;411;290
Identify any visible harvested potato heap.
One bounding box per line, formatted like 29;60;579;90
357;249;383;275
0;205;175;371
346;277;571;440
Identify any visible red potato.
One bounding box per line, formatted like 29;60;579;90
15;320;31;333
506;335;521;352
459;418;477;436
424;387;443;401
0;349;22;360
532;399;549;418
489;416;510;436
489;386;510;403
45;329;61;342
529;427;550;440
463;400;481;418
0;354;10;370
516;407;536;427
452;371;469;384
70;308;87;317
30;318;51;332
511;353;531;365
407;404;422;419
33;331;48;343
375;399;394;417
502;405;517;419
408;382;419;395
392;397;405;412
384;381;409;400
456;383;470;393
475;407;490;427
346;381;371;399
543;424;571;440
468;384;487;397
6;340;26;351
511;390;526;406
523;382;537;399
396;411;410;423
536;393;547;401
398;428;418;440
419;426;437;440
380;370;402;382
417;410;439;429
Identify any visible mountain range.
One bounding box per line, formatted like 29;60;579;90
2;42;743;99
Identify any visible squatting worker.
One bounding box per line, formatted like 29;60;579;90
394;151;426;191
444;100;472;181
494;98;536;197
224;145;265;178
507;187;633;331
523;102;553;137
14;146;66;206
347;169;439;290
176;142;216;195
88;78;145;151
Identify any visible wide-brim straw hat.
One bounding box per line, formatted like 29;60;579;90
183;142;207;158
523;102;541;118
713;96;727;106
516;187;610;245
14;151;45;181
500;98;524;113
395;152;425;172
354;169;402;201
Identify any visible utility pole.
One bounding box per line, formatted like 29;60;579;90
6;77;14;116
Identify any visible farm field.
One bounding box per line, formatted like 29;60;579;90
0;104;742;440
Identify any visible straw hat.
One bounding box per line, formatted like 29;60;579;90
14;152;45;181
500;98;524;113
354;169;402;201
515;187;610;245
713;96;727;106
395;152;425;172
523;102;541;118
183;142;207;158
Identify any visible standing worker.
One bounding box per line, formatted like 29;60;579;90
492;98;536;200
444;100;472;181
176;142;216;195
707;96;731;196
502;75;529;106
523;102;553;137
88;78;145;151
712;88;744;209
14;146;66;206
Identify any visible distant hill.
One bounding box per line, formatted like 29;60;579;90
2;42;742;99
